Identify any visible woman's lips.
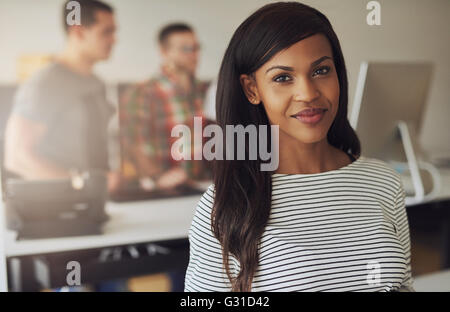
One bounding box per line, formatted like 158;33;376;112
291;108;328;125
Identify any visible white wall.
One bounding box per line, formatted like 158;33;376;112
0;0;449;156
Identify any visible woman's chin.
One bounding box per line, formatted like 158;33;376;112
287;130;328;145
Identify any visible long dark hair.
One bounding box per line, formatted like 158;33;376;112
213;2;361;292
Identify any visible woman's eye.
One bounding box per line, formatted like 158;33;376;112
273;75;292;83
313;66;331;77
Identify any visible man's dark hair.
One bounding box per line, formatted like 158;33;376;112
63;0;113;33
158;23;193;46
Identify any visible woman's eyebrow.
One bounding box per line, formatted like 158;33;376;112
311;55;332;68
265;65;294;74
265;55;332;74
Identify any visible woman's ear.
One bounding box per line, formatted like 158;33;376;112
239;74;261;105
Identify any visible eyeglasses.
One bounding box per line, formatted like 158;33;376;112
177;44;201;54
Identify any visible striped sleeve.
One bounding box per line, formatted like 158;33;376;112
184;185;238;292
394;178;415;291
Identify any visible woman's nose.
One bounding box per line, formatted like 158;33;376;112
293;77;320;102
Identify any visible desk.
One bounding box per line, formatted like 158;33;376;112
1;194;202;291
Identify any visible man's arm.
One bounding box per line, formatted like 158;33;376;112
4;114;70;180
120;84;161;179
130;144;161;178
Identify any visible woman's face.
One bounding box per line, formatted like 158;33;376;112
241;34;340;145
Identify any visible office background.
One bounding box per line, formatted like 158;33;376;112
0;0;449;159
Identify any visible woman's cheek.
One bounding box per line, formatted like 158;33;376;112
262;94;283;124
263;89;292;119
330;75;340;102
319;78;340;114
262;104;281;126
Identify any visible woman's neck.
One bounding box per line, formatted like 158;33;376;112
275;134;347;174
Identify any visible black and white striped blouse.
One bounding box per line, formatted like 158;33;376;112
184;156;413;292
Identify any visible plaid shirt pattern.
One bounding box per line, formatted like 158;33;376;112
119;67;211;182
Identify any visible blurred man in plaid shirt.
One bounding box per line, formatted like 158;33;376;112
119;23;211;192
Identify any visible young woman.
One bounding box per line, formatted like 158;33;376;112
184;2;414;292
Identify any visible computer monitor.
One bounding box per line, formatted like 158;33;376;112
350;61;439;205
350;62;433;160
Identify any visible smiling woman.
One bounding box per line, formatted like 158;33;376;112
184;1;414;292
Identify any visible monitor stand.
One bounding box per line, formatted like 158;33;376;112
394;121;441;206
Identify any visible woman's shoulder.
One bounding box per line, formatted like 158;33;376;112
201;184;216;202
355;155;402;187
193;184;216;216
